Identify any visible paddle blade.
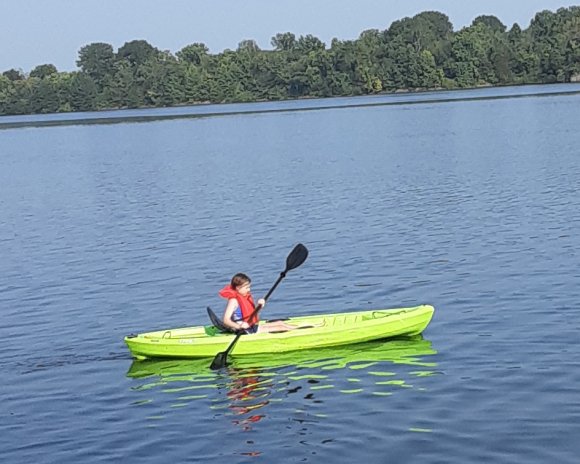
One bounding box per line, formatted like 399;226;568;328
285;243;308;272
210;351;229;370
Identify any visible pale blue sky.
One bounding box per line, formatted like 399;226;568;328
1;0;577;72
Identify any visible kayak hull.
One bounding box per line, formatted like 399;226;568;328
124;305;434;360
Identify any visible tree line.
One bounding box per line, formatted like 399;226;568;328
1;7;579;116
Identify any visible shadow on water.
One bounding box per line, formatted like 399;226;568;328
126;336;439;441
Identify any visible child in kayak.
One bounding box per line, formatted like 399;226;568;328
219;273;310;333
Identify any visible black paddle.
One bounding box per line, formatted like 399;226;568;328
210;243;308;370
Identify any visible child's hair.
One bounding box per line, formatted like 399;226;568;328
231;273;251;289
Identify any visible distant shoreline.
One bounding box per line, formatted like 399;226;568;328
2;82;580;131
3;8;580;120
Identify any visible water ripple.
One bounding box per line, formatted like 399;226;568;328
2;89;580;463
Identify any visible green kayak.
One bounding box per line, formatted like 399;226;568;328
124;304;434;360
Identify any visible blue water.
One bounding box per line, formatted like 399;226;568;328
1;86;580;463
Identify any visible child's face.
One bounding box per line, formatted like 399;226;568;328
237;282;251;296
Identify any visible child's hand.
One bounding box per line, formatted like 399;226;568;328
257;298;266;308
239;321;250;329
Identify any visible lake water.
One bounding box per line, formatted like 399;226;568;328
1;85;580;463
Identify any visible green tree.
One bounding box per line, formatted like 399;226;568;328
103;61;144;108
530;7;580;82
271;32;296;51
182;65;212;102
327;39;360;95
237;39;261;53
29;77;60;113
563;9;580;79
77;43;115;86
5;79;33;114
30;64;58;79
253;52;291;99
117;40;158;66
2;69;25;81
385;11;453;66
140;53;186;106
447;23;502;86
472;15;507;33
177;43;209;66
384;43;441;89
69;72;98;111
296;35;325;54
505;23;537;82
0;74;15;114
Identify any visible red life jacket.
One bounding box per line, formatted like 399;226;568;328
218;285;259;325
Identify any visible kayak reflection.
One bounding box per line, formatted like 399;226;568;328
127;336;438;433
127;336;437;378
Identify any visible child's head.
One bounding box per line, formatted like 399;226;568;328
231;273;251;295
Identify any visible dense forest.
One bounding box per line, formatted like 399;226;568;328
1;7;579;116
